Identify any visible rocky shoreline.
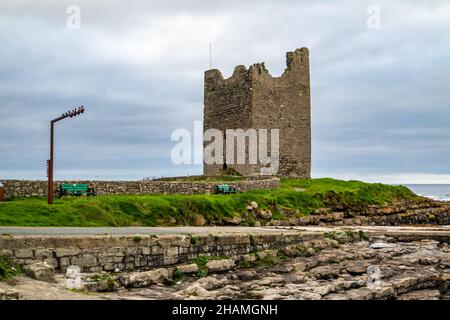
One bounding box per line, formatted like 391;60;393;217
266;197;450;227
78;231;450;300
1;225;449;300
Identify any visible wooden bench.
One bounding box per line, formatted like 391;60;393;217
59;183;96;198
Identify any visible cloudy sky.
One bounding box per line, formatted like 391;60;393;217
0;0;449;183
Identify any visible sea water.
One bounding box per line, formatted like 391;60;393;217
405;184;450;202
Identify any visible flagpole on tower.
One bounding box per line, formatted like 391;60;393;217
209;42;212;69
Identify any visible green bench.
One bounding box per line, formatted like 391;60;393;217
59;183;96;198
214;184;237;194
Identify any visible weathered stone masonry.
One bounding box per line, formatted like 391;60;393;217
204;47;311;178
0;177;279;199
0;231;315;273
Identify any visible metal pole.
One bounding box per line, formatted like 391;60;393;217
48;121;54;204
47;106;85;205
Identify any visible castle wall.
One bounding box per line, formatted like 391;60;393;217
203;67;257;175
251;48;311;177
203;48;311;177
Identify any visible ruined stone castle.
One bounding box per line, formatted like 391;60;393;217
203;47;311;177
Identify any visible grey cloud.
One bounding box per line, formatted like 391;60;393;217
0;0;449;182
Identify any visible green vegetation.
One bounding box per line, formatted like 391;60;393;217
0;178;417;227
237;252;288;269
326;229;370;242
188;234;202;245
90;274;118;292
291;244;316;257
132;236;142;243
345;230;356;237
0;256;23;281
248;234;257;248
172;267;183;283
255;253;288;267
324;231;338;240
189;255;227;278
238;260;252;268
358;230;369;241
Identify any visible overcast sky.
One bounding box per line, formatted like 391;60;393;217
0;0;449;183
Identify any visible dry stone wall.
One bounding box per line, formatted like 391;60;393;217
0;177;280;199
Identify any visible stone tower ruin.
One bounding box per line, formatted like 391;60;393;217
203;47;311;178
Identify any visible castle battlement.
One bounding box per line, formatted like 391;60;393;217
205;47;309;86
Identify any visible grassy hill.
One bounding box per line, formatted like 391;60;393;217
0;178;417;227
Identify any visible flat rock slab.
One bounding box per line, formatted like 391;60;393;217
371;242;396;249
206;259;235;272
25;262;55;283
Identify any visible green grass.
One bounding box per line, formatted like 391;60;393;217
0;256;23;281
0;178;417;227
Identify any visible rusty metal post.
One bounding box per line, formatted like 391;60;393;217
47;106;85;205
48;121;55;204
0;184;5;202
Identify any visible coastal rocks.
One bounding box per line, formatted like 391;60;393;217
224;215;242;225
397;289;441;300
267;198;449;227
205;259;235;272
194;215;206;226
24;262;55;283
249;201;258;210
255;250;277;260
236;270;260;281
168;239;449;300
81;274;119;292
291;261;307;272
118;268;172;288
313;208;332;215
309;265;341;279
2;232;449;300
177;264;198;274
344;261;370;275
195;276;228;290
257;209;273;219
177;276;228;298
370;242;395;249
0;288;20;300
246;201;272;220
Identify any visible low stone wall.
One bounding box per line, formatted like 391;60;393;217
0;231;314;273
0;177;280;198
